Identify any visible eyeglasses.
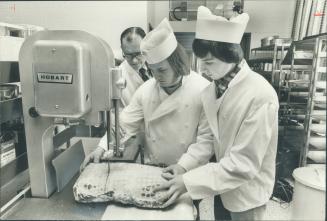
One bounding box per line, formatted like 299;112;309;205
122;52;143;60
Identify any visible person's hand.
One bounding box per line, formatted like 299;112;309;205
153;175;187;207
161;164;186;180
80;147;105;172
120;135;132;145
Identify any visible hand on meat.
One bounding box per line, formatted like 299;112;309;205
161;164;186;180
80;147;105;172
153;175;187;207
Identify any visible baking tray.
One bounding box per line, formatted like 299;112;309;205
288;79;310;88
316;81;326;89
314;103;326;109
311;124;326;134
309;136;326;150
307;150;326;163
289;92;324;97
314;96;326;104
312;110;326;121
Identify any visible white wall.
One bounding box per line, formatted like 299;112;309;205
245;0;297;48
147;0;297;49
147;1;155;30
0;1;148;57
0;1;297;51
148;1;169;27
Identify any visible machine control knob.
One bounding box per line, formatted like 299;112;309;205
29;107;39;118
116;78;127;90
110;67;126;99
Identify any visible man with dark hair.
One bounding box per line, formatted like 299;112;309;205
119;27;151;106
154;6;279;221
192;39;244;64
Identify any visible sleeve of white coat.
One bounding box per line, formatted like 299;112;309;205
98;132;109;150
98;109;122;150
119;86;145;137
178;106;214;171
182;102;278;199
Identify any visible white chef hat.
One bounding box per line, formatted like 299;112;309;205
195;6;249;44
140;18;177;64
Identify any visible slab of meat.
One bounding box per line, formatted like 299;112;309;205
73;163;169;208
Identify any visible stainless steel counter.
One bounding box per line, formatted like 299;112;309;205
1;174;108;220
1;136;142;220
2;137;105;220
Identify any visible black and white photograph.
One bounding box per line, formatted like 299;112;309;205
0;0;326;220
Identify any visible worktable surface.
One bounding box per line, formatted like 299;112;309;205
2;174;108;220
1;137;195;220
2;138;104;220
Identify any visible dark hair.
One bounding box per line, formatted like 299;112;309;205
120;27;146;44
192;39;243;63
166;43;190;76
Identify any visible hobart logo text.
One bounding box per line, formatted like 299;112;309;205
37;73;73;84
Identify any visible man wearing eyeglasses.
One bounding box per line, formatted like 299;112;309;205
119;27;151;106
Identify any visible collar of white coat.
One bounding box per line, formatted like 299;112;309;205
227;59;249;88
200;60;250;141
156;70;192;93
201;83;220;141
148;72;192;122
201;60;250;106
202;59;249;100
123;60;147;74
122;60;132;73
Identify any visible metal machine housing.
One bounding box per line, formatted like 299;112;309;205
19;30;115;197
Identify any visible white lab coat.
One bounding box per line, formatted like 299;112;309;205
120;60;147;106
183;61;279;212
100;71;214;169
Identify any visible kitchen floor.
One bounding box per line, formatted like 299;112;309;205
199;197;292;220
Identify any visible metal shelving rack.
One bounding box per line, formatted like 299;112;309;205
0;23;29;208
249;36;326;178
299;36;326;166
248;40;301;179
281;35;326;167
249;40;292;87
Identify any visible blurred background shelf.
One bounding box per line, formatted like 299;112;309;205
0;97;22;124
251;34;326;181
0;23;30;208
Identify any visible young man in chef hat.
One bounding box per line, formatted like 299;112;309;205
82;18;214;180
155;6;279;221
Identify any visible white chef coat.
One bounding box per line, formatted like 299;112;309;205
99;71;214;170
120;60;149;106
183;61;279;212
